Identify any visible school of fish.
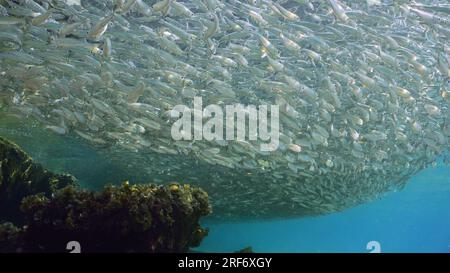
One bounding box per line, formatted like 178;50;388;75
0;0;449;219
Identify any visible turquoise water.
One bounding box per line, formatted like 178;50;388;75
198;164;450;253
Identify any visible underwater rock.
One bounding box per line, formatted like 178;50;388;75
0;136;75;223
0;183;211;253
235;246;254;253
0;222;22;252
0;137;211;252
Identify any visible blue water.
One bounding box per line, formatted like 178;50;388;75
198;164;450;253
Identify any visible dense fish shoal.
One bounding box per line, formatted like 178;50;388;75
0;0;449;220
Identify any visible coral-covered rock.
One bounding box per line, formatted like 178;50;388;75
0;182;211;253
